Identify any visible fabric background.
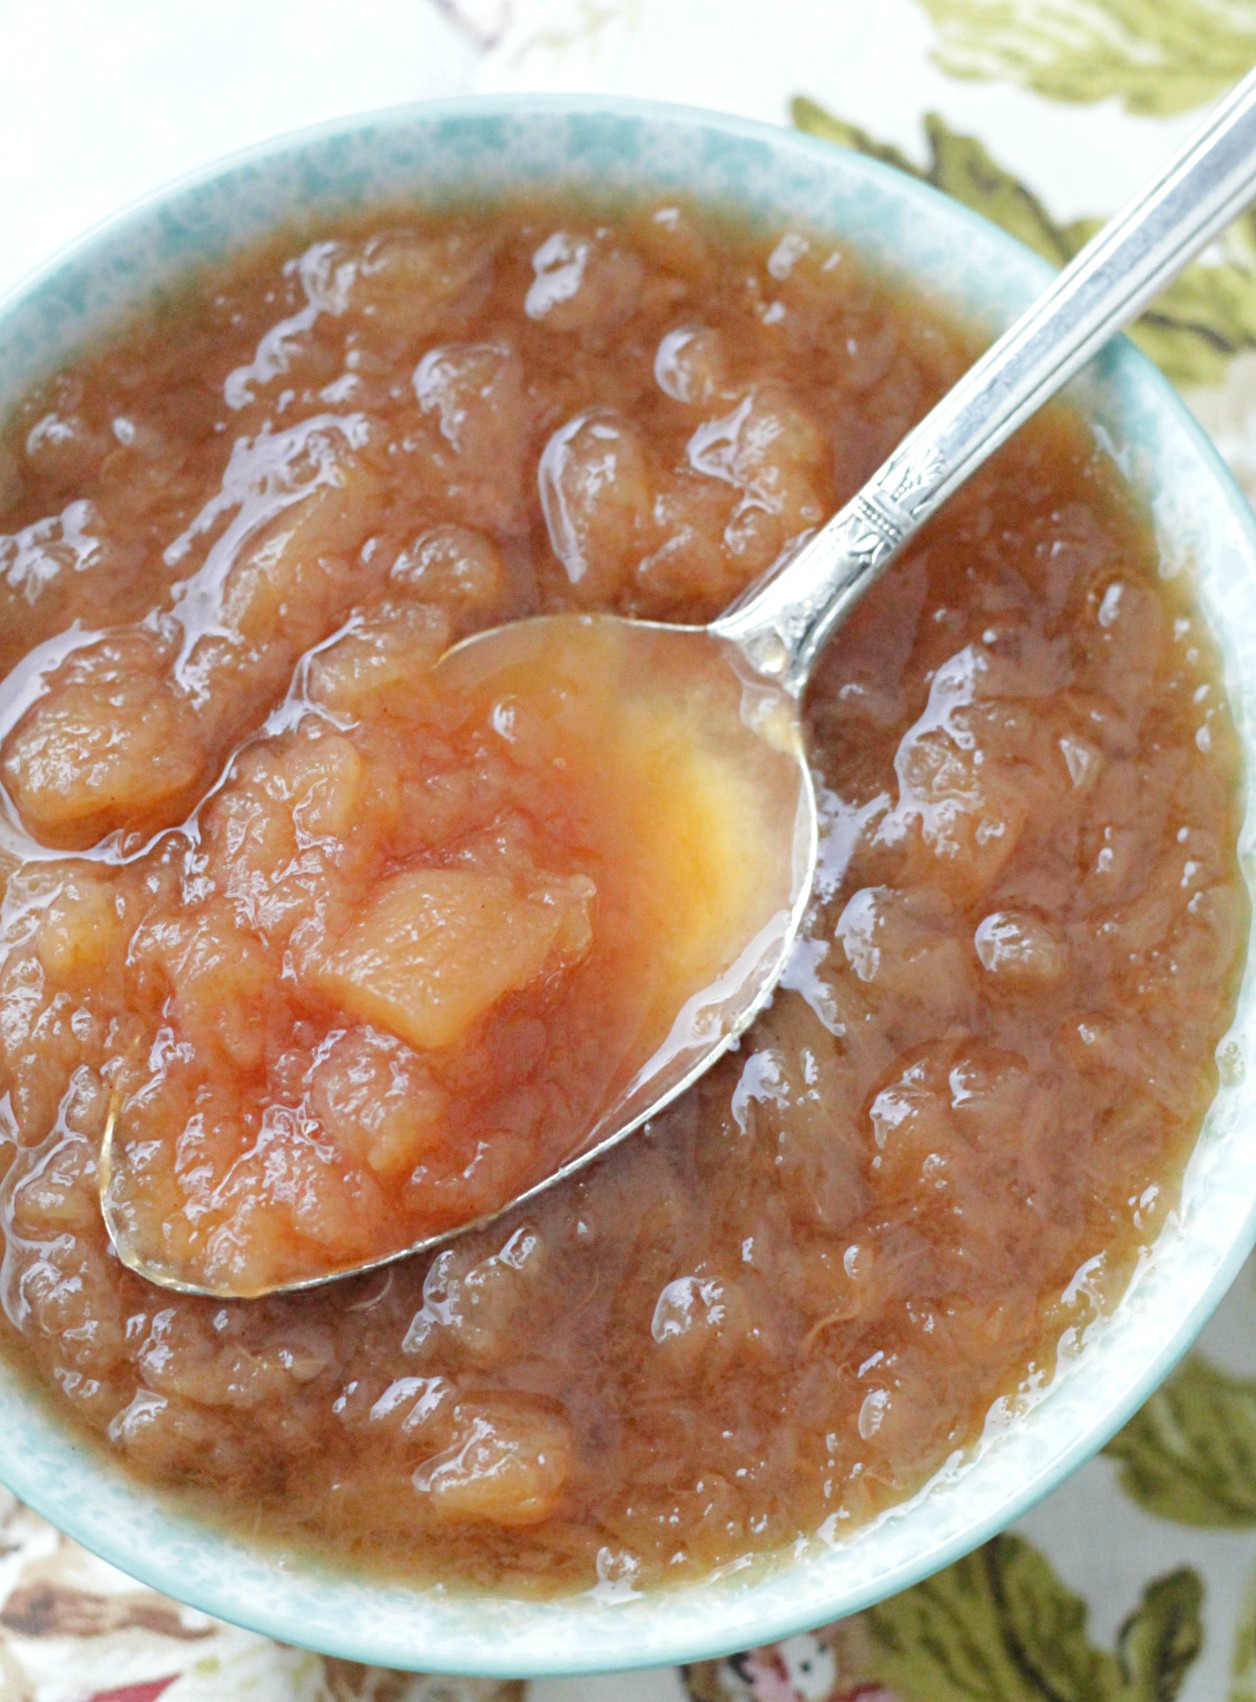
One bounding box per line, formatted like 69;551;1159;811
2;3;1256;1697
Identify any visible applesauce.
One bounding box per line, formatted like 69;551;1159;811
0;196;1244;1593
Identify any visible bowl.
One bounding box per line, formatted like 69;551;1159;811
1;93;1255;1678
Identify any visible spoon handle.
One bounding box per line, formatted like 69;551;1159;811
714;65;1256;693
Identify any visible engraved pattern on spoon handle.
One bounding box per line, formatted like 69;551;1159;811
714;64;1256;693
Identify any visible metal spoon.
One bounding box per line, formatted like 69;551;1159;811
103;65;1256;1297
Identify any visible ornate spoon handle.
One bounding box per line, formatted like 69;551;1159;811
714;65;1256;694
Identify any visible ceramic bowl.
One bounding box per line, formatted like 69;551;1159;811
1;94;1255;1677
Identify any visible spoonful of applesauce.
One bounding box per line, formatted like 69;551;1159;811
99;68;1256;1298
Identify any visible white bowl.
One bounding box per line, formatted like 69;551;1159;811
1;94;1255;1677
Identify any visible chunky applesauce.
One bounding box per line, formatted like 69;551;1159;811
0;197;1244;1593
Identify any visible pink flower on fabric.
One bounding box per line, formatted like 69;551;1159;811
84;1676;179;1702
738;1634;901;1701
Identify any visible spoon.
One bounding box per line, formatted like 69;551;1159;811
103;65;1256;1297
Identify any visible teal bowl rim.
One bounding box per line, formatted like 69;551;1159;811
0;91;1255;1676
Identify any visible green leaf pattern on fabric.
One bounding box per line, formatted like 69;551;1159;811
865;1538;1048;1701
1231;1558;1256;1702
862;1534;1202;1702
993;1535;1126;1701
791;95;1256;386
914;0;1256;117
1117;1571;1206;1702
1105;1355;1256;1527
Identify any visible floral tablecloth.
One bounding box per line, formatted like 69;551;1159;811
5;1;1256;1698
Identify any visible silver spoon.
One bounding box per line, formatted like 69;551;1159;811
103;65;1256;1298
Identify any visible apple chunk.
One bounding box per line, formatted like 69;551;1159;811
311;867;592;1051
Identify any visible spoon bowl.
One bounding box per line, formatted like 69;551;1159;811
101;612;816;1296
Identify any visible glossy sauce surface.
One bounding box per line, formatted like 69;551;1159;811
0;199;1244;1592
